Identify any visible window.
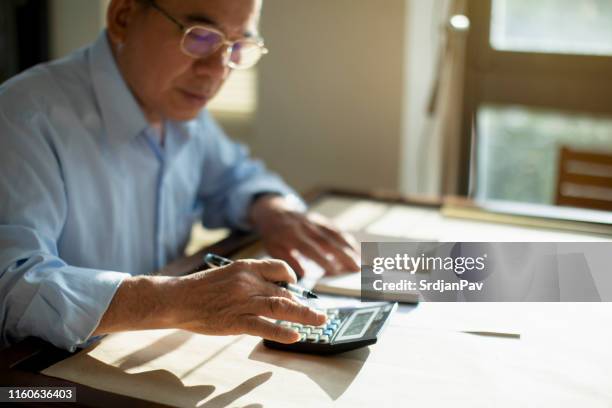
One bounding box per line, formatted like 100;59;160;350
462;1;612;206
476;105;612;204
207;68;257;117
490;0;612;56
207;68;258;141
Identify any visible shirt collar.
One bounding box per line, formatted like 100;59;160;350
89;31;149;142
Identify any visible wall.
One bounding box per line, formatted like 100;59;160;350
49;0;108;59
251;0;406;193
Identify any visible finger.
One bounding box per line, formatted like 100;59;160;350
295;235;340;274
258;280;295;301
309;214;360;251
303;216;361;270
252;296;327;326
248;259;298;284
321;230;360;265
303;224;360;272
240;315;300;343
198;259;257;281
268;247;306;279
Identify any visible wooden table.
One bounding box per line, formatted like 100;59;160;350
2;189;611;407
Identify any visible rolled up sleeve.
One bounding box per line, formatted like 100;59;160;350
1;228;128;351
0;108;129;351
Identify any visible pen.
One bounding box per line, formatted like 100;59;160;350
203;253;318;299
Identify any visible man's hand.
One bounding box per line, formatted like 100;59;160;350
94;259;326;344
249;195;360;277
171;259;326;342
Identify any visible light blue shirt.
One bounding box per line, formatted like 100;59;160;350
0;32;302;351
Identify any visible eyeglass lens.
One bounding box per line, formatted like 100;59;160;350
182;27;263;68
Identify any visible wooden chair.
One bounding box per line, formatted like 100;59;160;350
555;146;612;211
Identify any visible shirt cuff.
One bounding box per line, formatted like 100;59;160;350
16;266;129;352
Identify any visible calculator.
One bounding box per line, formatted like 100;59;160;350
263;303;397;355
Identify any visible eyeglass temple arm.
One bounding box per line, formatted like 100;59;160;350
147;0;186;31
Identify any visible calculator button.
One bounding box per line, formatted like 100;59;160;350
306;334;319;342
319;335;330;344
280;321;291;327
327;324;338;331
300;327;311;335
323;329;333;337
299;333;307;342
311;328;323;335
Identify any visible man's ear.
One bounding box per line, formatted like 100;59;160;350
106;0;144;47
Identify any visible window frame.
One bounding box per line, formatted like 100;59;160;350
459;0;612;196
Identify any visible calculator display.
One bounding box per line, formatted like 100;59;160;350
336;309;378;341
344;311;375;336
264;303;397;354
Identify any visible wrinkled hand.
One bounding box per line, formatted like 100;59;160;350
249;195;360;277
170;259;326;343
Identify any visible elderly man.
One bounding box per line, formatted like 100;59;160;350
0;0;359;351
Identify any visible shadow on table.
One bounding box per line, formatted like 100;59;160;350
114;330;193;370
48;353;272;408
44;331;273;408
198;371;271;408
68;353;217;406
248;342;370;401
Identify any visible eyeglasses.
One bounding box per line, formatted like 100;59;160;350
147;0;268;70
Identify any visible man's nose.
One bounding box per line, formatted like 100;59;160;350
193;46;231;78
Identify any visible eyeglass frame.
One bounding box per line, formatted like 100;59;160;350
146;0;269;69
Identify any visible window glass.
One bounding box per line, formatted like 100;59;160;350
476;105;612;204
207;68;256;115
490;0;612;56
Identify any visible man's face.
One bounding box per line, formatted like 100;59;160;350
109;0;260;123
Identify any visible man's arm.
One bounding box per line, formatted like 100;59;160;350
195;111;359;277
93;260;326;343
92;275;175;335
0;107;128;351
248;194;360;277
0;136;323;349
196;110;306;230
